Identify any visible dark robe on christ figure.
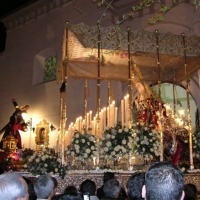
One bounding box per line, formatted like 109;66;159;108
0;99;29;149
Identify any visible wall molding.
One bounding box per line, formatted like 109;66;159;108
2;0;73;31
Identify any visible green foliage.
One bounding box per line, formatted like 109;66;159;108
148;14;164;24
159;5;170;13
98;0;106;7
97;0;200;26
192;0;200;9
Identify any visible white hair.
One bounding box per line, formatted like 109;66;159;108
0;172;28;200
34;175;54;199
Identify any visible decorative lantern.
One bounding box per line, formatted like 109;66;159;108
2;133;17;153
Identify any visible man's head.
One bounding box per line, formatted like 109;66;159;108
59;194;83;200
142;161;185;200
80;179;96;196
34;175;54;199
0;166;4;174
184;183;197;200
127;172;145;200
0;172;29;200
103;172;115;184
103;179;120;199
64;186;78;196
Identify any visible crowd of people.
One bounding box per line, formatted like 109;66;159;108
0;161;199;200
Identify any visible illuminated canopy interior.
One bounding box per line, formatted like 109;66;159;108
61;23;200;83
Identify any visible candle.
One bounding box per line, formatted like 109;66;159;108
92;120;94;135
86;113;89;130
89;111;92;126
94;116;96;135
107;107;110;127
103;107;106;130
93;157;96;166
75;118;78;130
121;99;124;127
79;116;82;133
125;94;129;124
65;131;68;146
111;101;115;127
69;123;73;141
76;118;79;131
99;111;102;137
92;120;95;135
82;119;85;131
110;104;113;127
124;96;127;125
115;107;118;126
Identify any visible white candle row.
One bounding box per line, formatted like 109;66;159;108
62;94;133;153
106;101;117;128
65;101;119;140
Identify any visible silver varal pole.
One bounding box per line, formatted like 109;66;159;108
155;29;163;161
59;21;69;165
182;33;194;170
127;27;133;128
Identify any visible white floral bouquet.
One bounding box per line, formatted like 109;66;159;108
192;127;200;158
132;124;161;161
23;147;66;178
66;130;98;162
99;125;134;159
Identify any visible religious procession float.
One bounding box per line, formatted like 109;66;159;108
1;15;200;192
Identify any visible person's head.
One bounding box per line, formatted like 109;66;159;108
80;179;96;196
142;161;185;200
103;172;115;184
184;183;197;195
34;175;54;199
0;172;29;200
58;194;83;200
0;165;4;174
64;186;78;196
184;183;197;200
103;179;120;199
127;172;145;200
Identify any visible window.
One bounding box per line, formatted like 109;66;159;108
44;56;57;82
32;48;57;85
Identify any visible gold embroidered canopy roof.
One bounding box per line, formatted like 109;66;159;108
59;23;200;83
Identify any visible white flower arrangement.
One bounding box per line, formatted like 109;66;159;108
132;124;161;161
99;125;134;159
66;130;98;161
23;147;66;178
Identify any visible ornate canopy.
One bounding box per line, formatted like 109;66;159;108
58;23;200;83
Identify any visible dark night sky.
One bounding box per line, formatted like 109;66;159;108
0;0;38;20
